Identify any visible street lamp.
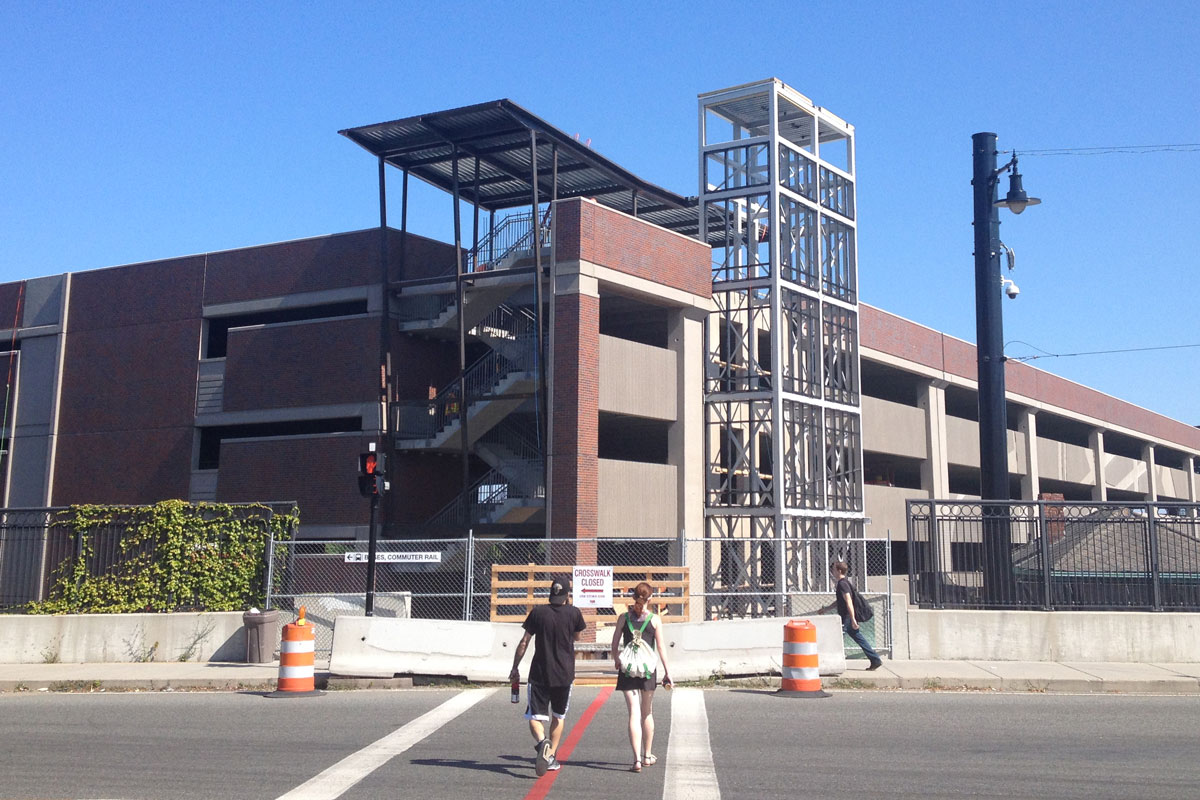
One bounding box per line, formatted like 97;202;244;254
971;132;1040;605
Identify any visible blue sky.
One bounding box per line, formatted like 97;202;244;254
2;1;1198;425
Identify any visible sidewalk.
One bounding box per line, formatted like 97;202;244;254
2;659;1199;693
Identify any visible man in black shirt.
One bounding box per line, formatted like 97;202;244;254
509;579;587;776
832;560;883;670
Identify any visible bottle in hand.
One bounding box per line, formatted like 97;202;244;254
510;679;521;703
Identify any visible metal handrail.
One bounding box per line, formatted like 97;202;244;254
466;209;553;273
427;467;543;527
393;335;536;439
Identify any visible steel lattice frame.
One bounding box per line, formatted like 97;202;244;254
699;80;866;615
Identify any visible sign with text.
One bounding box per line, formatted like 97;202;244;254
343;551;442;564
572;565;614;608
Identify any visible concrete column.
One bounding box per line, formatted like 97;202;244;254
1188;456;1198;504
917;379;950;498
669;306;708;621
1018;408;1040;501
1089;429;1107;501
1142;443;1158;502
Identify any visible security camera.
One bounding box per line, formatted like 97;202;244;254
1004;280;1020;299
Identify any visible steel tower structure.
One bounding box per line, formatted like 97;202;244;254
698;80;865;616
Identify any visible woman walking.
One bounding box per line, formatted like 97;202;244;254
611;581;672;773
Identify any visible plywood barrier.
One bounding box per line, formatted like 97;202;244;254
490;564;690;634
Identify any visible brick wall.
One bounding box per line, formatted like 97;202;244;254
551;291;599;540
54;256;205;505
223;317;377;412
554;199;711;298
216;435;370;525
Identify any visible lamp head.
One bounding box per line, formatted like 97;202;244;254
995;168;1041;214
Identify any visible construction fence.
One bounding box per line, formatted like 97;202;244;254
265;532;892;660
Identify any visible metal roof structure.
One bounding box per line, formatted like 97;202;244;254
339;99;704;239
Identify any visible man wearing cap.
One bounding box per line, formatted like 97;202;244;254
509;578;586;776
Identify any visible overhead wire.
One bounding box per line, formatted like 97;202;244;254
999;143;1200;157
1006;340;1200;363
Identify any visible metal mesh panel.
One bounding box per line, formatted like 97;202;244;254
267;532;892;658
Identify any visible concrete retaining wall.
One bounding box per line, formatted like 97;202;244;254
657;616;845;681
329;616;523;680
906;609;1200;662
327;615;847;681
0;612;247;663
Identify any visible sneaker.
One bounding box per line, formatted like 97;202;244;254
867;659;883;671
546;755;561;771
535;739;551;776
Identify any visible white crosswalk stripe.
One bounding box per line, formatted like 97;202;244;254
274;688;496;800
662;688;721;800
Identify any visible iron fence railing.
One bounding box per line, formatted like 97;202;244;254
907;500;1200;611
266;533;892;658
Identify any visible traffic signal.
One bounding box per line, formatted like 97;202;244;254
357;450;387;498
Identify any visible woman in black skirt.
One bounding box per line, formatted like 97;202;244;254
610;581;673;772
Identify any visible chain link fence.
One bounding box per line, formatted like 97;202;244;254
907;500;1200;611
267;533;893;659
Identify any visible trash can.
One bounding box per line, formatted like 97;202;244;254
242;608;280;664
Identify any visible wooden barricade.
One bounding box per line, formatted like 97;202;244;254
490;564;691;632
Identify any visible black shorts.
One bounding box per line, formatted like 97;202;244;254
524;681;573;722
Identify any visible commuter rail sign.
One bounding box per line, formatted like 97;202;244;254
343;552;442;564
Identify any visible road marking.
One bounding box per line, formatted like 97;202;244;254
662;688;720;800
275;688;495;800
524;686;614;800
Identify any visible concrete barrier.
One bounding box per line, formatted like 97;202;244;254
0;612;246;663
906;609;1200;662
329;616;524;681
328;614;846;682
656;616;845;682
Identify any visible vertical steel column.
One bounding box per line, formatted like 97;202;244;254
767;88;788;608
472;159;481;272
1038;501;1053;610
1146;502;1162;610
530;131;546;475
366;155;390;616
973;132;1014;605
453;148;470;495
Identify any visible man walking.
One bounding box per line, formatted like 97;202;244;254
831;561;883;670
509;579;586;775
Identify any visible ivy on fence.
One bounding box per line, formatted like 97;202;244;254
28;500;297;614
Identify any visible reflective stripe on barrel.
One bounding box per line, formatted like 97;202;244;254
782;619;822;693
276;609;315;693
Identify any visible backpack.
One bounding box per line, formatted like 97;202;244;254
617;613;657;680
851;584;874;623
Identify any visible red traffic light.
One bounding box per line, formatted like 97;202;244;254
364;453;377;475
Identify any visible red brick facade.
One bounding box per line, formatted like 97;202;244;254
860;304;1200;450
223;316;378;412
551;291;599;540
554;199;712;298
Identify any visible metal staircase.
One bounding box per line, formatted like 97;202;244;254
392;209;549;530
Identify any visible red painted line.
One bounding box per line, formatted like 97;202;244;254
524;686;614;800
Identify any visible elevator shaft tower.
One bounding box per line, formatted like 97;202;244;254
699;80;865;616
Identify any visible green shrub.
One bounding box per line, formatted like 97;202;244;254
28;500;297;614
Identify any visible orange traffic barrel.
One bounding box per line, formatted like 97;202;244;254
778;619;829;698
268;606;323;698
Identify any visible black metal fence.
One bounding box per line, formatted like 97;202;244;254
907;500;1200;611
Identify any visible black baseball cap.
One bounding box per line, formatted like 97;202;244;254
549;580;569;604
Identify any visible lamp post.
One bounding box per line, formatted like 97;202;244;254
971;132;1039;605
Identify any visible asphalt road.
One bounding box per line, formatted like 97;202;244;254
2;687;1199;800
